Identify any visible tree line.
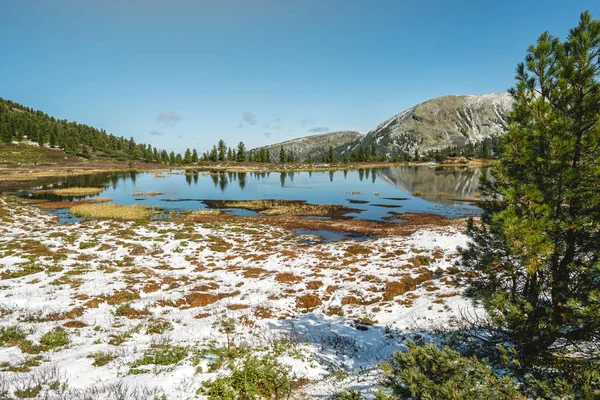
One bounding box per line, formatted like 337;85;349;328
1;96;500;166
0;98;179;163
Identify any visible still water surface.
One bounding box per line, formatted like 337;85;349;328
22;166;487;222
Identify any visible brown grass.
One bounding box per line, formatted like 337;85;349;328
37;198;112;209
181;209;461;238
383;279;417;301
275;273;302;283
38;187;104;196
253;306;273;319
345;245;372;256
226;304;249;310
142;281;161;293
295;294;322;309
70;203;158;220
63;320;88;328
104;289;140;305
408;255;435;267
202;199;358;218
341;296;361;305
130;190;163;197
184;291;240;308
306;281;323;290
242;267;270;278
114;304;152;319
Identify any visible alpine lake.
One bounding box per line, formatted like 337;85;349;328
13;165;486;229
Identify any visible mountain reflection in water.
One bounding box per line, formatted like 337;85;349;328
17;166;486;221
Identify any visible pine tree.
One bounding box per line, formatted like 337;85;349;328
192;149;198;163
279;145;286;163
236;142;247;162
183;148;192;164
209;146;218;162
460;12;600;357
413;148;420;162
0;123;11;143
217;140;226;161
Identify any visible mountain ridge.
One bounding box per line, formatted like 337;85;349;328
254;92;514;161
253;130;364;161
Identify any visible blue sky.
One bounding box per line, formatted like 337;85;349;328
1;0;599;154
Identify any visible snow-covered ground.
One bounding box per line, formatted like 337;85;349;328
0;198;474;399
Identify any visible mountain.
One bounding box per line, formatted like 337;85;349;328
340;93;514;158
255;93;514;162
254;130;364;161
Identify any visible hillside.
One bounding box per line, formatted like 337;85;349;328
339;93;514;159
252;130;364;161
253;93;514;162
0;98;171;164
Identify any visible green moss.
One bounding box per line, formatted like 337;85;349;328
13;384;42;398
0;355;44;372
87;351;115;367
19;340;45;354
39;327;69;350
78;241;99;249
0;325;27;346
1;263;44;279
146;320;172;335
132;344;188;367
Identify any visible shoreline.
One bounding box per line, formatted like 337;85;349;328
0;159;492;183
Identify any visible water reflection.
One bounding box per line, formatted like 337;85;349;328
14;166;486;220
238;172;246;190
376;166;487;204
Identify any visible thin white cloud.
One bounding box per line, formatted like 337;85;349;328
242;111;256;125
149;129;164;136
157;112;182;125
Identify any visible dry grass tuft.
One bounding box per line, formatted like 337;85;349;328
38;187;104;196
253;306;273;319
295;294;322;309
226;304;249;310
63;320;88;328
306;281;323;290
142;281;161;293
202;199;357;218
275;273;302;284
37;198;112;209
131;189;164;197
184;291;240;308
242;267;270;279
345;244;372;256
70;203;158;220
341;296;361;305
383;279;417;301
